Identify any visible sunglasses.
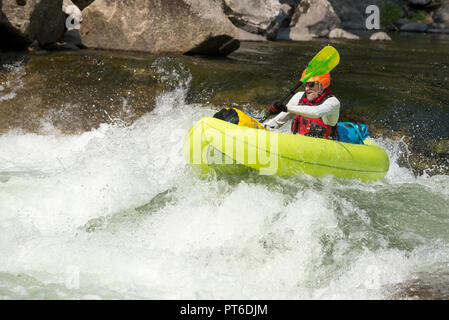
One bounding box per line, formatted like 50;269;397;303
304;82;319;88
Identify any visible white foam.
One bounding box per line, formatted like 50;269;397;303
0;79;447;299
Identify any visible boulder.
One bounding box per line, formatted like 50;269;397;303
266;3;294;40
370;31;392;41
280;3;294;27
43;41;80;51
80;0;240;56
395;18;411;27
434;4;449;28
223;0;291;40
279;0;340;40
236;27;267;41
61;29;85;48
427;28;449;34
400;22;429;32
408;0;431;7
328;0;365;30
0;0;66;50
328;28;360;39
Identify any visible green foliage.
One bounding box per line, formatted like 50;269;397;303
410;10;428;23
380;1;404;25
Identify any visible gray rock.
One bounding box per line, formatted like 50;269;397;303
61;29;85;48
427;28;449;34
408;0;431;7
400;22;429;32
223;0;290;40
395;18;411;26
224;0;280;33
80;0;240;56
328;0;365;30
265;3;294;40
284;0;340;40
0;0;66;49
236;27;267;41
370;31;392;41
328;28;360;39
276;27;294;40
43;41;80;51
280;3;294;27
434;4;449;28
281;3;296;22
28;40;40;50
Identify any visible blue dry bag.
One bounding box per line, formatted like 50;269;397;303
336;122;369;144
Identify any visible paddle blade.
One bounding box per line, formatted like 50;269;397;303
301;46;340;83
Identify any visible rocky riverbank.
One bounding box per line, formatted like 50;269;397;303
1;1;449;55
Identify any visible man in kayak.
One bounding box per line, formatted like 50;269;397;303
263;71;340;139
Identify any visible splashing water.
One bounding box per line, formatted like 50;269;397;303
0;61;25;102
1;58;449;300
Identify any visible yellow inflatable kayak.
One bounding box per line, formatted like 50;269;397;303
183;117;390;182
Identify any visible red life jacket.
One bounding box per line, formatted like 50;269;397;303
291;89;336;139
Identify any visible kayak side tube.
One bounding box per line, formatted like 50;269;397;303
183;117;390;182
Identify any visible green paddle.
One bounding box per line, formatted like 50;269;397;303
260;45;340;123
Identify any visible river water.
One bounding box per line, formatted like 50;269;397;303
0;34;448;299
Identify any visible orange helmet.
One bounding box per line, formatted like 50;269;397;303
301;69;331;89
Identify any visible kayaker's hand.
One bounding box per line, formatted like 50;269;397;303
268;101;287;115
